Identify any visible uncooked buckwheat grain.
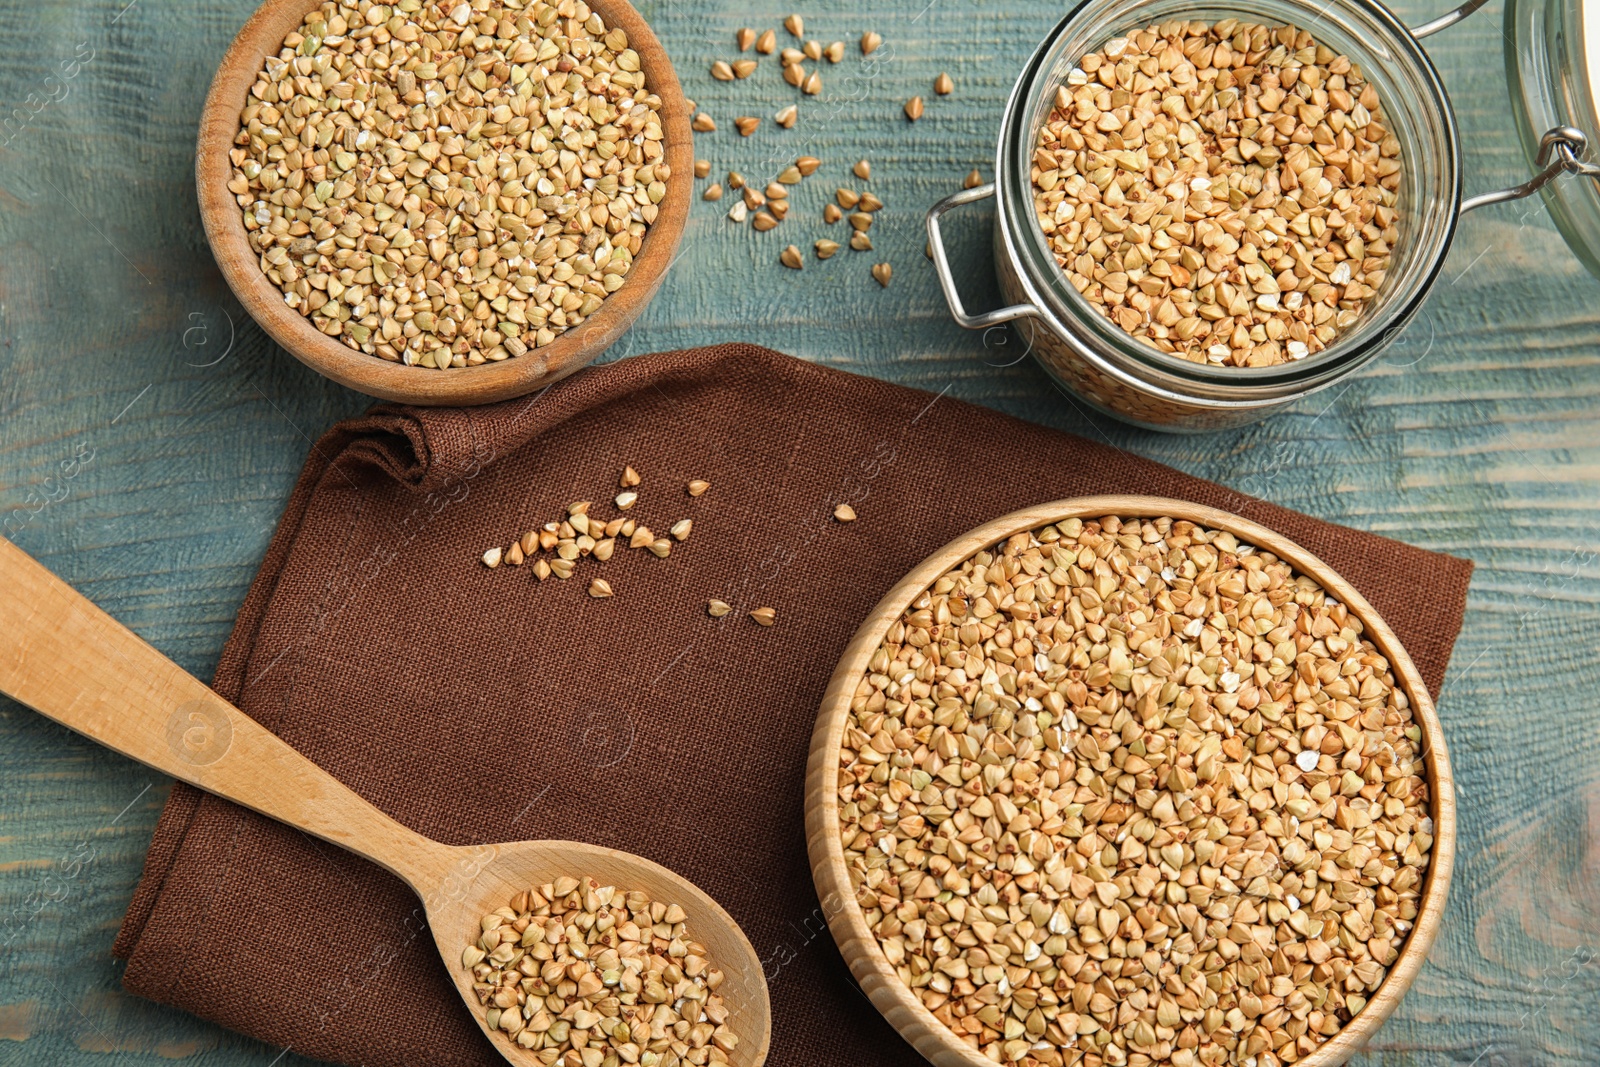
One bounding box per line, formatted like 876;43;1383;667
837;514;1433;1067
463;879;738;1065
1030;20;1398;368
233;0;670;370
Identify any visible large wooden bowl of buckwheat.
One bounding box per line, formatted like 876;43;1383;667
805;496;1455;1067
196;0;692;405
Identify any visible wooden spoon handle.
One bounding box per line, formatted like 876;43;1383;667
0;536;449;890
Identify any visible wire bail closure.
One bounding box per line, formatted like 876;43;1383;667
1459;127;1600;214
1409;0;1492;38
1404;2;1600;216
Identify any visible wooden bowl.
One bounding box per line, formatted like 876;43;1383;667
805;496;1456;1067
196;0;693;406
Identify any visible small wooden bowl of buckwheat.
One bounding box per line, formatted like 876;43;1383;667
805;496;1454;1067
196;0;692;405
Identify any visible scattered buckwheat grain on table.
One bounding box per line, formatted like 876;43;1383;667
479;467;704;589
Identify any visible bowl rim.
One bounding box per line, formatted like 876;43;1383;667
195;0;693;406
804;494;1456;1067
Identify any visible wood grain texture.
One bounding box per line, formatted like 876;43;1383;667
1;0;1598;1064
0;534;772;1067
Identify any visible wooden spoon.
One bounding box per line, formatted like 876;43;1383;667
0;536;772;1067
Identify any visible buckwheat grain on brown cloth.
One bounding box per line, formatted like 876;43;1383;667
114;343;1472;1067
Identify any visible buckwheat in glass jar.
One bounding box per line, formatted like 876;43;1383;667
931;0;1600;428
925;0;1469;431
1029;20;1399;369
231;0;668;370
831;513;1440;1067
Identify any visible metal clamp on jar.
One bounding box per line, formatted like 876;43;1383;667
927;0;1600;431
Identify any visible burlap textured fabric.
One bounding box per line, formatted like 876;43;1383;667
114;345;1473;1067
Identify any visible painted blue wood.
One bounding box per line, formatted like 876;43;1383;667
2;0;1598;1063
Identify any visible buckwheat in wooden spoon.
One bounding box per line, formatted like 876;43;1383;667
0;536;771;1067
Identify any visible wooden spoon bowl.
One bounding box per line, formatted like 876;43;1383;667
804;496;1455;1067
195;0;693;405
0;535;771;1067
430;843;772;1064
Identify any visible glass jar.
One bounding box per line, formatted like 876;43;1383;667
1507;0;1600;278
928;0;1600;431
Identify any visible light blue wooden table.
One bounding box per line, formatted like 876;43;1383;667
2;0;1598;1062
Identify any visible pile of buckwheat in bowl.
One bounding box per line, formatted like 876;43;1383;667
1031;20;1400;368
230;0;669;370
463;877;741;1065
834;513;1436;1066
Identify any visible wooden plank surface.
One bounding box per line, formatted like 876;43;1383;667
2;0;1598;1063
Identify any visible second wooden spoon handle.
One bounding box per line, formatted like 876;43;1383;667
0;536;449;890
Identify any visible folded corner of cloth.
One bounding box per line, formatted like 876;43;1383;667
112;343;1473;1067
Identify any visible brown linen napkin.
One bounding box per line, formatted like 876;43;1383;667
114;343;1472;1067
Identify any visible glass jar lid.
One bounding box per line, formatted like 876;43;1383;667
1507;0;1600;277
